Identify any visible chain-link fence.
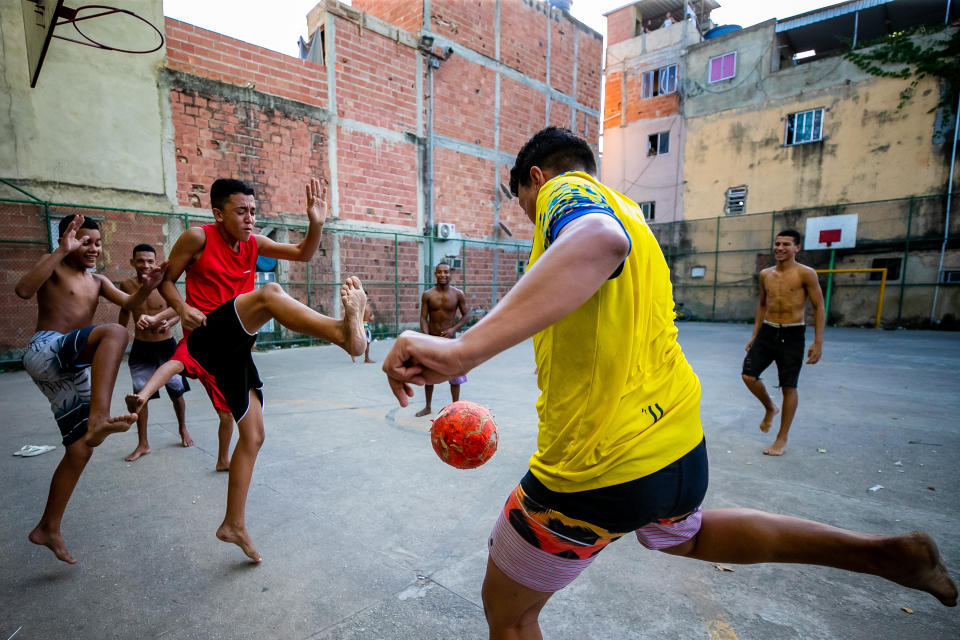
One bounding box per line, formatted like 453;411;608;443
0;192;531;365
650;193;960;327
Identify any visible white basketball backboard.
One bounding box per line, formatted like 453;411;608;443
804;214;858;250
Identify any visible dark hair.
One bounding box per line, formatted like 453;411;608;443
58;215;99;238
210;179;255;211
777;229;802;245
509;126;596;196
435;261;451;270
132;243;156;257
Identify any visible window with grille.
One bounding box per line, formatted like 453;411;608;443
639;201;656;221
870;258;901;281
724;185;747;215
647;132;670;156
708;52;736;83
641;64;677;99
785;108;824;145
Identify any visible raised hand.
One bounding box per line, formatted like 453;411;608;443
58;215;85;254
139;260;167;291
305;177;328;226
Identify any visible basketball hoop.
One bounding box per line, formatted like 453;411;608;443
53;5;164;54
21;0;164;88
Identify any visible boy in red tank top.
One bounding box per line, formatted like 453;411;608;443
127;178;367;562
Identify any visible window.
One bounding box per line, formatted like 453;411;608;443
870;258;901;281
641;64;677;99
708;52;736;83
648;132;670;156
785;108;824;145
639;201;656;221
724;185;747;215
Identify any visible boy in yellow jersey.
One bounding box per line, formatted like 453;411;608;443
382;127;956;637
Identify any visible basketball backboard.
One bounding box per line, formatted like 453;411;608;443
21;0;64;88
804;214;858;250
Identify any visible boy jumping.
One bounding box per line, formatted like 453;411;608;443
127;177;366;562
16;214;164;564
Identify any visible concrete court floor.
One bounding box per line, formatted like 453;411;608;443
0;323;957;640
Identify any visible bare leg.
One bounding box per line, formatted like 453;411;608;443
28;440;94;564
482;556;553;640
662;508;958;606
216;389;263;562
126;359;184;414
742;374;779;434
765;386;797;456
451;383;461;403
233;279;367;356
363;341;374;363
79;324;138;447
125;401;151;462
415;384;435;417
215;409;233;472
171;394;193;447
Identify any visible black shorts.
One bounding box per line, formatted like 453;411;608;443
519;438;708;533
129;338;190;400
185;298;263;422
742;323;805;388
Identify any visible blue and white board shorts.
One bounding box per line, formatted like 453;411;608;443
22;326;95;446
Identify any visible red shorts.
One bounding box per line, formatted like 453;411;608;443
171;339;231;416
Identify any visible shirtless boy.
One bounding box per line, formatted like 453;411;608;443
415;262;470;417
118;243;192;461
382;126;955;637
16;214;164;563
742;229;825;456
127;177;367;562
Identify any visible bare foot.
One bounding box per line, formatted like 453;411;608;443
759;406;779;433
339;276;368;356
364;358;375;363
886;531;958;606
125;393;145;414
216;458;230;472
415;406;432;417
763;439;787;456
216;523;262;562
180;428;194;448
124;445;151;462
84;414;137;447
29;526;77;564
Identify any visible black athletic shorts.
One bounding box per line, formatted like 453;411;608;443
185;298;263;422
519;438;709;533
742;322;805;388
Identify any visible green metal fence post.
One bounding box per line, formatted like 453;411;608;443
711;217;720;320
306;259;311;309
897;196;914;321
44;203;53;252
394;233;400;336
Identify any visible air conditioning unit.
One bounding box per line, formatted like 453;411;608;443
434;222;457;240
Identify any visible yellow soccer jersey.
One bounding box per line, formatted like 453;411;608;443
528;171;704;493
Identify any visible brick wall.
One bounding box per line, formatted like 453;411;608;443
350;0;424;33
606;5;638;47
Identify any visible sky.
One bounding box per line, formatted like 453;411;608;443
162;0;842;58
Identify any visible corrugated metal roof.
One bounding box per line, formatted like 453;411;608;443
775;0;894;32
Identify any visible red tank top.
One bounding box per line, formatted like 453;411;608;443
185;224;258;316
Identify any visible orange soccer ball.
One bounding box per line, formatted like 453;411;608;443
430;401;498;469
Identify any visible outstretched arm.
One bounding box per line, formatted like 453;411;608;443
14;215;85;299
99;266;166;311
256;178;327;262
805;268;825;364
383;213;629;405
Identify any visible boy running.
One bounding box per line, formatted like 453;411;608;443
118;243;193;461
127;177;366;562
382;127;956;637
16;214;164;563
